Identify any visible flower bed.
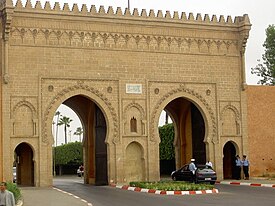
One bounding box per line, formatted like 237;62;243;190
129;180;214;191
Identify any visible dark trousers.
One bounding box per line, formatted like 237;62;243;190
235;166;241;180
243;166;249;179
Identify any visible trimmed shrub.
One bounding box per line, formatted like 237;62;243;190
129;181;214;191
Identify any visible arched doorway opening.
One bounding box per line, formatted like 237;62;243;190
159;97;206;175
54;95;108;185
223;141;237;179
14;143;34;186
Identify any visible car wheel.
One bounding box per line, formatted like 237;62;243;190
172;176;177;181
210;181;215;185
195;178;199;184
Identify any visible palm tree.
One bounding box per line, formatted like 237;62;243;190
53;111;60;176
74;127;83;142
55;111;61;146
57;116;73;144
165;111;169;124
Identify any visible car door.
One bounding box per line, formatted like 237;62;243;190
181;165;192;181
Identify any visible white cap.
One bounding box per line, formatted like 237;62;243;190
191;158;195;162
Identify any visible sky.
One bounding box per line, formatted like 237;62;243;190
23;0;273;144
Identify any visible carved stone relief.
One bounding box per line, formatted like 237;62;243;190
10;27;239;57
11;100;38;137
150;85;217;143
42;83;118;144
123;102;146;136
220;104;241;136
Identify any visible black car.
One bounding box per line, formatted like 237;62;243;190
171;164;217;185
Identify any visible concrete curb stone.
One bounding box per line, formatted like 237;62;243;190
216;180;275;188
110;184;219;195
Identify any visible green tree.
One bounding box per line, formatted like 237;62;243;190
251;24;275;85
57;116;73;144
54;142;83;175
74;127;83;142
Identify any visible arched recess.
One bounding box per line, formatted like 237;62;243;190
125;142;145;182
43;84;118;185
11;100;38;137
223;141;238;179
153;87;216;170
14;142;35;186
220;105;241;136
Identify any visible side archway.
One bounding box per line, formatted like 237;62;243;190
223;141;238;179
151;86;217;144
14;142;35;186
152;87;216;170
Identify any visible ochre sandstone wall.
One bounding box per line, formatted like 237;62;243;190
247;86;275;177
0;0;251;186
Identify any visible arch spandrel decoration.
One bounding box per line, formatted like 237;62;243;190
42;84;119;144
150;86;217;144
123;102;146;136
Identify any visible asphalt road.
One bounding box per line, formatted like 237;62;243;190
54;177;275;206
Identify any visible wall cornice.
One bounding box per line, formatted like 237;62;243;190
10;26;240;56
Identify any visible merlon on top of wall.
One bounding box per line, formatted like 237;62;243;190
0;0;251;26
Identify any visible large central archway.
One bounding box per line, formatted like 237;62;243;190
62;95;108;185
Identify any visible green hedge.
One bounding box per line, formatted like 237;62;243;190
159;123;175;160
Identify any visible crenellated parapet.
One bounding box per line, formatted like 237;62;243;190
1;0;251;57
0;0;251;26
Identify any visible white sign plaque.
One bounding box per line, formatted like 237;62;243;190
126;84;142;94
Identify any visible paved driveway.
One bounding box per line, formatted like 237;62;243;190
51;176;275;206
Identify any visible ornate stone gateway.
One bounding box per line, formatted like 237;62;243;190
0;0;251;186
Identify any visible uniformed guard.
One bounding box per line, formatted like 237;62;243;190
235;155;242;180
242;155;250;180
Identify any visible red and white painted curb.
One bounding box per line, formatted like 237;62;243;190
53;187;93;206
110;184;219;195
216;181;275;188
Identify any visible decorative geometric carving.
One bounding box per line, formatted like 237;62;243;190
154;88;160;94
220;105;241;136
150;86;217;143
48;85;54;92
42;84;118;144
10;27;240;56
107;86;113;93
206;89;211;96
123;102;146;136
11;100;37;137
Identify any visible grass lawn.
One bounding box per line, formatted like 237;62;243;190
129;180;215;191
